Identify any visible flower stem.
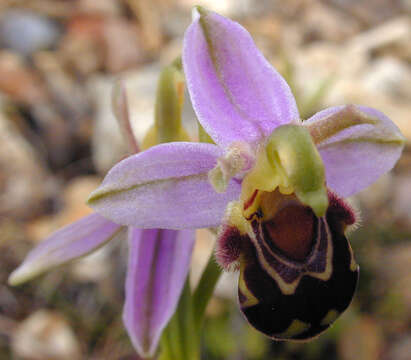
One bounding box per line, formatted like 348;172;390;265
155;64;185;144
159;279;200;360
192;250;222;330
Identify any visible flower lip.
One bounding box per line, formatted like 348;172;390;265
232;189;359;340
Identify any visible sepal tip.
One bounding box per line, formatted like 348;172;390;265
192;6;206;21
8;264;40;286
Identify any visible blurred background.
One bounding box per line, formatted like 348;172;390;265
0;0;410;359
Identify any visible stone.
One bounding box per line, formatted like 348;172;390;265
88;76;128;173
387;336;411;360
302;2;360;42
361;56;411;101
0;104;55;219
75;0;122;16
392;173;411;227
0;10;60;56
12;310;81;360
338;316;383;360
0;51;48;104
347;16;411;54
27;176;101;243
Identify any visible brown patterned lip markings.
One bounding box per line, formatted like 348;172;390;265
216;190;359;340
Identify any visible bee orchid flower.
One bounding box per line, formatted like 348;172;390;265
88;8;404;341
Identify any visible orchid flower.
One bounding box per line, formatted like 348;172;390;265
88;8;405;341
9;78;195;358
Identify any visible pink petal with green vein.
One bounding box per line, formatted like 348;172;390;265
183;9;298;149
88;142;241;229
8;213;122;285
124;227;194;357
304;105;405;197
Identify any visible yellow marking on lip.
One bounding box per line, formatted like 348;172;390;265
277;319;310;338
251;219;333;295
238;266;259;308
224;201;252;235
307;219;333;282
347;242;358;272
320;310;340;326
251;233;303;295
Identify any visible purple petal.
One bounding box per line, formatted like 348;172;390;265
88;142;241;229
304;105;405;197
8;214;122;285
183;9;298;149
123;227;194;357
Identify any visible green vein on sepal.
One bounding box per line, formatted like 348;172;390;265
87;174;208;205
318;136;405;149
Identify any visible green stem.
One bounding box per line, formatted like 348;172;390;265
157;59;221;360
158;279;200;360
192;251;222;330
155;65;185;144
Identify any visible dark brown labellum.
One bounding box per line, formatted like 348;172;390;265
232;191;359;340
